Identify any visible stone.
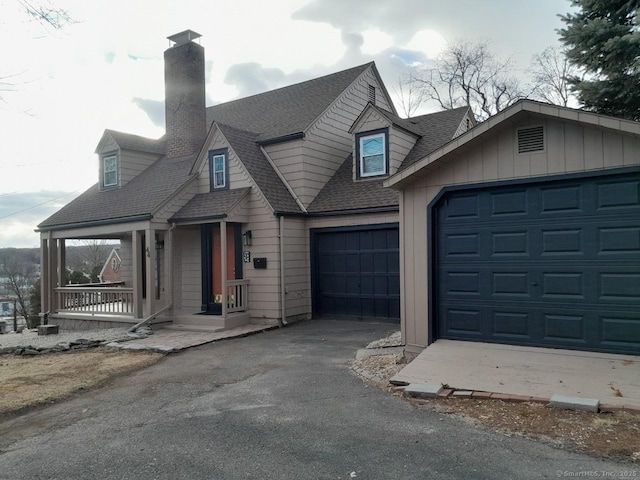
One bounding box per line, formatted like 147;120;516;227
549;394;600;412
37;325;59;336
404;383;443;398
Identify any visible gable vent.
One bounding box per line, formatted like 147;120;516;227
368;84;376;105
517;125;545;154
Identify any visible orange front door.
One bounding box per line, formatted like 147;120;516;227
211;225;236;303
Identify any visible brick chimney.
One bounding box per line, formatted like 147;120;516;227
164;30;206;158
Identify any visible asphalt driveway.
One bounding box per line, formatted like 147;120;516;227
0;320;635;479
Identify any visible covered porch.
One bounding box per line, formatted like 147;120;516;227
39;218;250;331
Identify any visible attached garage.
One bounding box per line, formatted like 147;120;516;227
433;171;640;354
311;224;400;321
386;100;640;356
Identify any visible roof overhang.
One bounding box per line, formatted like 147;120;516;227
384;100;640;190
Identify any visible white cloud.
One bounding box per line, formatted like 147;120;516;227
406;30;447;60
0;0;570;248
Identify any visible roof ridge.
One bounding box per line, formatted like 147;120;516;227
206;62;373;111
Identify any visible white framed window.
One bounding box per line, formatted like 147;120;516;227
358;131;387;178
102;154;118;187
213;154;225;188
209;148;228;190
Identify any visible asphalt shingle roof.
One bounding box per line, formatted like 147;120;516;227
308;155;399;213
38;155;194;229
217;123;302;214
400;106;470;168
170;187;251;223
207;63;372;142
308;106;469;214
40;63;375;229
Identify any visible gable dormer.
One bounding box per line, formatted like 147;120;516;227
95;130;165;190
350;104;421;181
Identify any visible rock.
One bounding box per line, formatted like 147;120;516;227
52;343;71;352
22;348;40;356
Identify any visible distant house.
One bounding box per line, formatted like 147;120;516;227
99;248;122;284
37;29;471;331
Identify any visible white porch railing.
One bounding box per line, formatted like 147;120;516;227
226;279;249;313
55;286;135;315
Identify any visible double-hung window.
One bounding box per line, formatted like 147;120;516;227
209;148;228;190
356;129;388;178
102;154;118;188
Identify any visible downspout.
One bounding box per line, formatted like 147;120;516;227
278;215;287;327
128;222;176;332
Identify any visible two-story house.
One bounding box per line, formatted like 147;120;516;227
37;30;472;332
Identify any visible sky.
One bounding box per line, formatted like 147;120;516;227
0;0;573;249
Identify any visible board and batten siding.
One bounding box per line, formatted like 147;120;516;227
400;118;640;353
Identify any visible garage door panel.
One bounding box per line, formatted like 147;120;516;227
541;228;584;255
599;272;640;301
435;172;640;354
491;231;529;256
490;190;529;217
540;184;583;213
313;225;399;321
492;272;530;297
601;314;640;349
444;308;482;336
444;271;481;296
598;226;640;253
596;179;640;210
543;313;587;344
442;233;480;257
542;273;585;299
493;311;531;339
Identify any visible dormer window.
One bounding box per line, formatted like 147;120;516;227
356;128;388;179
101;153;118;188
209;148;228;190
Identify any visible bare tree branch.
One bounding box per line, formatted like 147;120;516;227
410;41;528;121
529;46;579;107
17;0;75;30
1;257;37;324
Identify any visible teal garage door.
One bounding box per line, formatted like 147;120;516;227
434;171;640;354
311;225;400;321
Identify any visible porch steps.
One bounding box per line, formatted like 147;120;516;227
163;323;225;334
163;312;252;333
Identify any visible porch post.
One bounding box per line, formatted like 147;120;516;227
220;220;227;317
40;235;50;316
132;231;143;318
164;227;173;310
48;233;58;312
145;229;155;316
57;239;66;287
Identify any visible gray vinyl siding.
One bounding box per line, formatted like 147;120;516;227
351;109;418;178
282;217;310;320
400;118;640;353
172;226;202;313
119;150;160;187
196;129;253;193
119;236;133;288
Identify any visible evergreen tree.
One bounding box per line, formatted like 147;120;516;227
559;0;640;120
